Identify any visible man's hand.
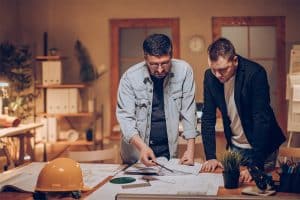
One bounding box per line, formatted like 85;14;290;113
239;168;252;183
180;138;195;165
129;135;156;166
140;146;156;166
201;159;223;172
180;150;194;165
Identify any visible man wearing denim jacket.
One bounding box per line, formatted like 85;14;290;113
116;34;198;166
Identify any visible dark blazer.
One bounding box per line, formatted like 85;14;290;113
201;55;286;168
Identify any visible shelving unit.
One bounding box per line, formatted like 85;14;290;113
34;56;103;161
285;46;300;160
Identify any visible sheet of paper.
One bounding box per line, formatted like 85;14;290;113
0;162;124;192
163;158;202;175
124;157;202;176
87;172;224;200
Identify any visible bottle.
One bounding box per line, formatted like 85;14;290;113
86;128;93;141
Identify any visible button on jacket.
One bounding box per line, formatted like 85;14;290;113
117;59;198;164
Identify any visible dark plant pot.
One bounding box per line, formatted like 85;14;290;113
223;170;240;189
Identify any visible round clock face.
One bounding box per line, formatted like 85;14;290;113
189;36;205;53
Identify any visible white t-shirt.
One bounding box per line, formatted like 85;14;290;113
224;75;252;149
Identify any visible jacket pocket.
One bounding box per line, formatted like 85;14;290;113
135;98;149;121
171;92;182;111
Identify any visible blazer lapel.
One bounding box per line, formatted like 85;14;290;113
234;57;245;117
214;80;227;116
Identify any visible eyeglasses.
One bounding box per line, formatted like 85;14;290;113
211;66;231;76
148;60;171;69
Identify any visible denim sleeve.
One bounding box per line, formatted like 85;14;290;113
180;65;198;139
116;72;139;143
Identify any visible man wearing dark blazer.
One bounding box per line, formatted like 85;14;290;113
201;38;286;182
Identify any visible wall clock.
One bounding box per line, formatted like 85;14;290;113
189;35;205;53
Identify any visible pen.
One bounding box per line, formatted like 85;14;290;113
152;160;174;173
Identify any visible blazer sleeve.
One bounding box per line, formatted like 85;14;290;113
201;70;217;160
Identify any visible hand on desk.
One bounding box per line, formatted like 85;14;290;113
180;150;194;165
140;146;156;167
202;159;253;183
240;168;253;183
201;159;223;172
130;135;156;167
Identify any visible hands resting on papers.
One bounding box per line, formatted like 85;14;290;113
131;134;195;167
139;146;195;167
202;159;252;183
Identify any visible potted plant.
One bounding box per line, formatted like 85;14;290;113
0;41;34;121
220;150;242;189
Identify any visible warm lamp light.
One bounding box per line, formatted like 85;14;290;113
0;81;9;115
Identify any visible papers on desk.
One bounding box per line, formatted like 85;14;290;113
87;173;224;200
89;159;216;200
124;157;202;176
0;162;124;192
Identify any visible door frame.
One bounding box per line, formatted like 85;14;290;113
110;18;180;136
212;16;286;131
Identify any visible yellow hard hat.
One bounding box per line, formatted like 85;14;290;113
35;157;90;192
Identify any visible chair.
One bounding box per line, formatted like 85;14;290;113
67;145;119;163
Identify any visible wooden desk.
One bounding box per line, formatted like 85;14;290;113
0;123;43;168
0;164;300;200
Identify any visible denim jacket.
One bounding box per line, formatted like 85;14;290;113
116;59;198;164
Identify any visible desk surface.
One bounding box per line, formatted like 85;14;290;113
0;123;43;138
0;163;299;200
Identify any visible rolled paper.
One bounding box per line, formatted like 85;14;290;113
0;115;21;127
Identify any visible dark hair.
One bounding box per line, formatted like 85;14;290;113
207;37;236;61
143;34;173;57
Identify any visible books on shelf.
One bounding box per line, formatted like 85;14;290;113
47;117;57;142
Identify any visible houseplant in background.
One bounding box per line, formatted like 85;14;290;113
74;40;107;140
0;41;34;121
220;150;242;189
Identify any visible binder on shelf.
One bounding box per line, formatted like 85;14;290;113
69;88;80;113
35;117;48;142
46;88;81;114
42;61;62;85
47;117;57;142
46;89;68;114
